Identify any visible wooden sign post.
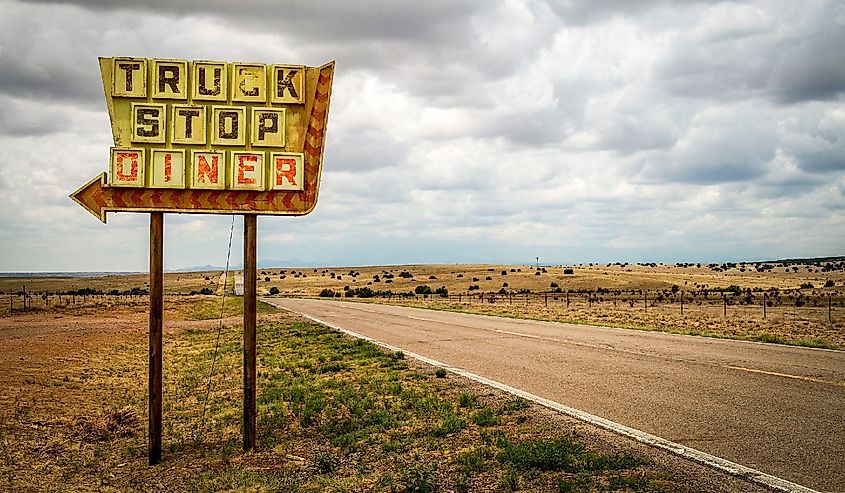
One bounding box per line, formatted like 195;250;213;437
243;215;257;451
70;57;335;464
149;212;163;464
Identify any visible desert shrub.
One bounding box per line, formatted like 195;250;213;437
347;287;376;298
435;286;449;297
550;282;558;288
501;270;508;275
268;287;280;295
824;279;835;287
415;285;433;295
485;276;492;281
563;269;574;275
319;289;335;298
472;277;480;282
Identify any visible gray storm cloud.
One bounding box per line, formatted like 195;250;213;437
1;0;843;270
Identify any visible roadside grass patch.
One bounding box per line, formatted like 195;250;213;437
176;296;275;320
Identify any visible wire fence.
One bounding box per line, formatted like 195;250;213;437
351;289;843;326
1;290;173;316
5;287;842;327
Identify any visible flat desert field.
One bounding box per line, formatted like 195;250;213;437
3;259;844;348
3;261;834;491
1;292;774;492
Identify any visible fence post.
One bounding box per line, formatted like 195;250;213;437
566;291;570;308
680;290;684;315
830;293;833;323
763;293;767;319
588;294;592;308
644;291;647;311
509;293;512;305
723;294;727;317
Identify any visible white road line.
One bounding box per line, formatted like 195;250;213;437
492;328;544;340
341;305;377;313
267;300;820;493
728;366;845;388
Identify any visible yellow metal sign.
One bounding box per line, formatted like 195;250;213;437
71;57;335;222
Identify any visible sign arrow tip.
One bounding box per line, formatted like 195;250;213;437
70;172;108;224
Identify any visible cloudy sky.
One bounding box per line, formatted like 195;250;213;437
0;0;843;272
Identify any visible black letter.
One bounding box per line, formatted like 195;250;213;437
178;109;200;138
118;62;140;92
137;108;160;137
219;111;239;139
257;112;278;141
159;65;180;94
276;68;299;99
198;67;221;96
238;68;259;97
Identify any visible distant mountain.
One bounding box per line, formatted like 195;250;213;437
172;259;321;272
169;264;226;272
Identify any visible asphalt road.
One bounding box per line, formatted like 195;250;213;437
268;298;845;492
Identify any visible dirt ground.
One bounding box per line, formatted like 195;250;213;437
0;296;776;492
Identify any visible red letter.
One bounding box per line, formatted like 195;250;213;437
275;157;297;186
238;155;257;185
197;155;219;183
164;153;172;182
116;152;138;181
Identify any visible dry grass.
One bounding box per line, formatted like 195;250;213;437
0;295;754;492
4;263;843;348
365;296;845;349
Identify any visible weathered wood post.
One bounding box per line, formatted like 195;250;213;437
243;215;257;452
148;212;163;465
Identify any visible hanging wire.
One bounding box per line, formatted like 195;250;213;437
196;215;236;438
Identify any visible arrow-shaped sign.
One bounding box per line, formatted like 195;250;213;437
71;61;334;223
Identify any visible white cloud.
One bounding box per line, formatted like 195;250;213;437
1;0;843;271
